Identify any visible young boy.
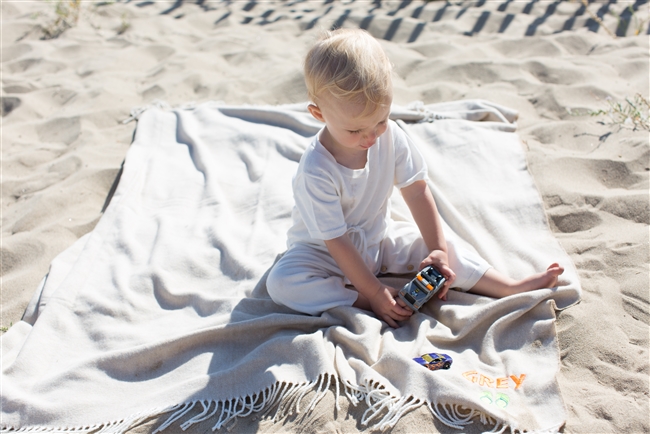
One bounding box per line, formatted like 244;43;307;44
267;29;563;328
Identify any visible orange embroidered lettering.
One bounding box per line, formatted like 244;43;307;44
464;371;527;390
478;374;494;388
510;374;526;390
463;371;478;383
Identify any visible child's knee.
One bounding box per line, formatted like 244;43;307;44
266;261;308;309
266;263;288;305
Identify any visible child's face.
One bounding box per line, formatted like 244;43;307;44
309;94;391;153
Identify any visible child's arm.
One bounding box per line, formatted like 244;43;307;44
324;235;413;328
400;179;456;300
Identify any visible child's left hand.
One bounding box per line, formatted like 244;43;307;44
368;284;413;328
420;250;456;301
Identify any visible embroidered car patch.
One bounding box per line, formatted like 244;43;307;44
414;353;453;371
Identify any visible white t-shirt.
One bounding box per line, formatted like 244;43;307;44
287;120;428;258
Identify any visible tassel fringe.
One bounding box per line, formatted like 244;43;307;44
0;374;525;434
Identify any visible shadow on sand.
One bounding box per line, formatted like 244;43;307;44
126;0;650;41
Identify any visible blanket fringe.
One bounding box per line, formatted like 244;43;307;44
1;376;546;434
158;372;339;433
427;402;555;434
428;401;481;430
340;378;425;431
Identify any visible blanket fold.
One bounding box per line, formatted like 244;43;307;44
1;100;580;433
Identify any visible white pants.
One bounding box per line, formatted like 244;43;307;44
267;221;489;315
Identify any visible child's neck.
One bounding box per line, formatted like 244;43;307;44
320;128;367;170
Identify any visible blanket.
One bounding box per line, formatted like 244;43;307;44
0;100;581;433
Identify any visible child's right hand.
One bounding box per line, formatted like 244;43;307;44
369;284;413;328
420;250;456;301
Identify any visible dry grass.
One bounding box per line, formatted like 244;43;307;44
610;5;650;36
589;94;650;131
575;0;649;38
41;0;82;39
578;0;617;38
39;0;131;39
117;12;131;35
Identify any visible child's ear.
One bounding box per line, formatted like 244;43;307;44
308;104;325;122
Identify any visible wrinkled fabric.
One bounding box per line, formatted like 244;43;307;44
1;100;580;433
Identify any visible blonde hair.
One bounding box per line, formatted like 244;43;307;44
304;29;392;115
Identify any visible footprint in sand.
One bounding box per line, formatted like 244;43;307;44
550;209;602;233
1;96;21;117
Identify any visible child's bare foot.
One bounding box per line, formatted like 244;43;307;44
469;263;564;298
513;263;564;293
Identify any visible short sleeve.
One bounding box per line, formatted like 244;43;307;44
293;170;347;240
392;122;428;188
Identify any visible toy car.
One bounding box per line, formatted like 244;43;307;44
414;353;453;371
398;265;446;311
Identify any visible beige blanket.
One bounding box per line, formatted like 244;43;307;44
0;100;581;433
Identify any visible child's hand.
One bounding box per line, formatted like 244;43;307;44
369;284;413;328
420;250;456;301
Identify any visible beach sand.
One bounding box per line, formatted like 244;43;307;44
1;0;648;432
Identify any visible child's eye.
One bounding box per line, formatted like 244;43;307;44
349;130;361;134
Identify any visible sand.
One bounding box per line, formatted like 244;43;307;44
1;0;648;432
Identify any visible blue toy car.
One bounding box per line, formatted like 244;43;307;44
398;265;446;311
414;353;453;371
